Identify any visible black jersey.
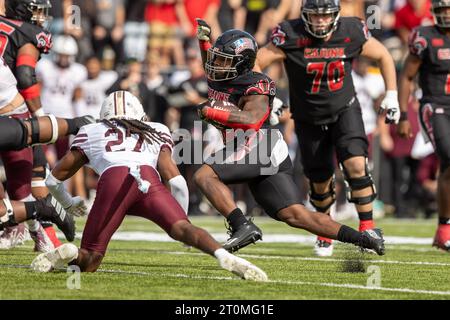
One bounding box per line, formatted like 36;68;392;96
409;26;450;106
0;16;52;72
270;17;370;125
207;71;276;110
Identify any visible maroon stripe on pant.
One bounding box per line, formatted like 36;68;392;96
81;165;188;255
0;112;32;199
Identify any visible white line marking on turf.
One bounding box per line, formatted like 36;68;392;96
150;250;450;267
61;231;434;245
2;264;450;296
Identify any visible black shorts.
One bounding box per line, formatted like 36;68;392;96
295;98;368;182
419;103;450;172
0;116;27;152
207;129;301;219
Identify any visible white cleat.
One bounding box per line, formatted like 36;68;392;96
31;243;79;273
219;255;268;282
29;223;54;253
314;239;334;257
0;224;27;249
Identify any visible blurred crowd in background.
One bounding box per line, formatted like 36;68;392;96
1;0;440;221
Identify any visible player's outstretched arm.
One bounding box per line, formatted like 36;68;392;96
21;115;95;147
361;37;400;124
157;147;189;214
398;54;422;139
45;150;88;217
254;43;286;72
196;18;212;69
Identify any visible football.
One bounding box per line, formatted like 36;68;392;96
209;100;241;112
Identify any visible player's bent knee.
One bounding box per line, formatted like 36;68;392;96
169;220;193;241
340;159;377;205
309;177;336;213
194;166;217;189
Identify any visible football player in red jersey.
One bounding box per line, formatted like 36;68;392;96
0;0;59;249
399;0;450;252
193;20;385;256
254;0;399;256
31;91;268;282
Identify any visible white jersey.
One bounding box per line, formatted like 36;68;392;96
71;121;173;176
37;59;87;118
0;59;28;115
78;71;118;119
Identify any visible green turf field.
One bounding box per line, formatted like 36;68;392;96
1;216;449;300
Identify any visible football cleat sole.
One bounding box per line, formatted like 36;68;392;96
219;255;268;282
223;231;262;253
31;243;79;273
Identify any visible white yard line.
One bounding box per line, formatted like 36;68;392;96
63;231;434;245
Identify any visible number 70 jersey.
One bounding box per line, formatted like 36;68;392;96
270;17;370;125
71;122;173;176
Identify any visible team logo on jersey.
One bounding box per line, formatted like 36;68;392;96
36;32;52;54
438;48;450;60
208;88;230;102
233;38;255;54
270;25;286;46
245;79;275;96
304;48;346;59
409;29;428;56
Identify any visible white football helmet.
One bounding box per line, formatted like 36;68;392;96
100;91;147;121
53;35;78;56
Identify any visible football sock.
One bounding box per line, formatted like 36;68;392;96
227;208;247;230
337;225;361;244
439;218;450;225
358;211;374;231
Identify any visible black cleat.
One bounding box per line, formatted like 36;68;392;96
35;195;76;242
358;228;385;256
223;220;263;253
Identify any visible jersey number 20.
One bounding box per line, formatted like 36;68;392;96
307;61;345;94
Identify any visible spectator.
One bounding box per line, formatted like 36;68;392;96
65;0;97;63
93;0;126;67
145;0;186;68
395;0;433;44
124;0;149;61
145;58;170;123
183;0;221;47
75;56;118;119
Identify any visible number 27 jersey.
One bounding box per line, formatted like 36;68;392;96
270;17;370;125
70;122;173;176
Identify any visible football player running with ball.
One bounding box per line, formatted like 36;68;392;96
254;0;399;256
31;91;268;282
399;0;450;252
193;19;385;255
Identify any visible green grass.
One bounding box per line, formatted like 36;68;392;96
1;216;449;300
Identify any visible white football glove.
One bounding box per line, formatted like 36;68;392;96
66;196;88;217
196;18;211;42
270;97;287;126
379;90;400;124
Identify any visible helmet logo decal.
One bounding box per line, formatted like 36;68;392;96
233;38;255;54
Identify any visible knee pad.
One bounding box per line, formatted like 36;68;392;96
340;159;377;206
309;176;336;213
0;199;17;231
